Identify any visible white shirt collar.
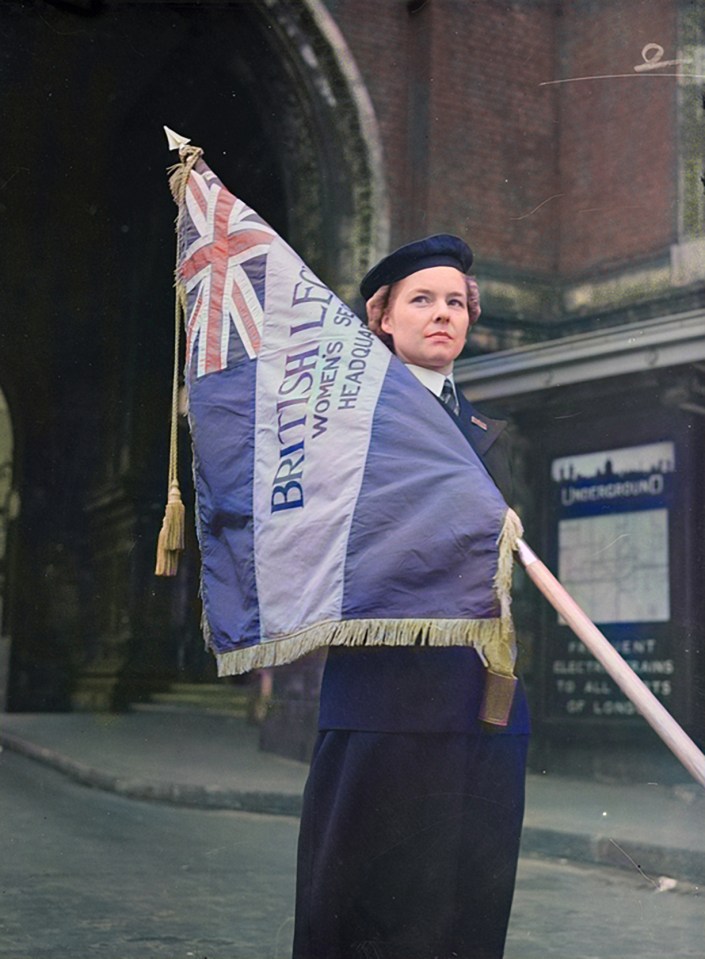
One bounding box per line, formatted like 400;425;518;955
404;363;455;399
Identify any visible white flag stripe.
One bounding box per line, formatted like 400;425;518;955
190;167;212;206
205;183;220;240
229;243;274;265
229;220;278;239
186;290;205;369
195;282;212;379
183;261;211;294
220;295;232;368
185;190;208;236
254;239;390;637
229;196;246;222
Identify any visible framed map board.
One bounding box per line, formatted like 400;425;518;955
540;416;699;729
553;442;673;627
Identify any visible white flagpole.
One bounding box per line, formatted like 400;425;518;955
517;539;705;790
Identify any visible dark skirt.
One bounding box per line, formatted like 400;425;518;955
293;729;528;959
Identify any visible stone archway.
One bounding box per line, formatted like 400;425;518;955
252;0;390;302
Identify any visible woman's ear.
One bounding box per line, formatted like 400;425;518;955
380;311;392;335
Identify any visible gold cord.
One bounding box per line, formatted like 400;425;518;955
155;146;202;576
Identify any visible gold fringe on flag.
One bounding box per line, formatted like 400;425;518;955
492;506;524;674
478;506;524;724
155;144;203;577
213;507;525;726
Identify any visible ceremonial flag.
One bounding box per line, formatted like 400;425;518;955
165;143;522;683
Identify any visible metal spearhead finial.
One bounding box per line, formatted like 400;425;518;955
163;126;191;152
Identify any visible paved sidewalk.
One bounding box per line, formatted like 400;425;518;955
1;710;703;886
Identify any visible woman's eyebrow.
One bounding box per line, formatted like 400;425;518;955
408;287;467;297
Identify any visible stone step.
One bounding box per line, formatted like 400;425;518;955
145;683;252;715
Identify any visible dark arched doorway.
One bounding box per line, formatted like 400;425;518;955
1;0;387;709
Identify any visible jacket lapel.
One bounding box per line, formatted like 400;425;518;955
436;390;506;459
430;389;513;499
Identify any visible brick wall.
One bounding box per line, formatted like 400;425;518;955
324;0;679;285
426;0;560;273
556;0;678;277
326;0;560;274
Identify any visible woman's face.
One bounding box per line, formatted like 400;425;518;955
380;266;470;374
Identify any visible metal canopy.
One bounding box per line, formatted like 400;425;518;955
455;310;705;402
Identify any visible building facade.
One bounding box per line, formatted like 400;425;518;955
1;0;703;779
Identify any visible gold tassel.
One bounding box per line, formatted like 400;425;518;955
163;480;185;551
155;482;185;576
163;480;185;550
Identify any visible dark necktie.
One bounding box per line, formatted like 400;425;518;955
440;377;459;416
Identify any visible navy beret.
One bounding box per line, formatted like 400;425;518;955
360;234;473;301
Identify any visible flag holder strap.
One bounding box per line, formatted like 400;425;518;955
516;539;705;790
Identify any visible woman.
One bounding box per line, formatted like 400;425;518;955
293;235;530;959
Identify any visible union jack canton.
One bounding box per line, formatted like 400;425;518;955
179;161;275;376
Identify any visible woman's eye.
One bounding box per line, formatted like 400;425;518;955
449;298;466;308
